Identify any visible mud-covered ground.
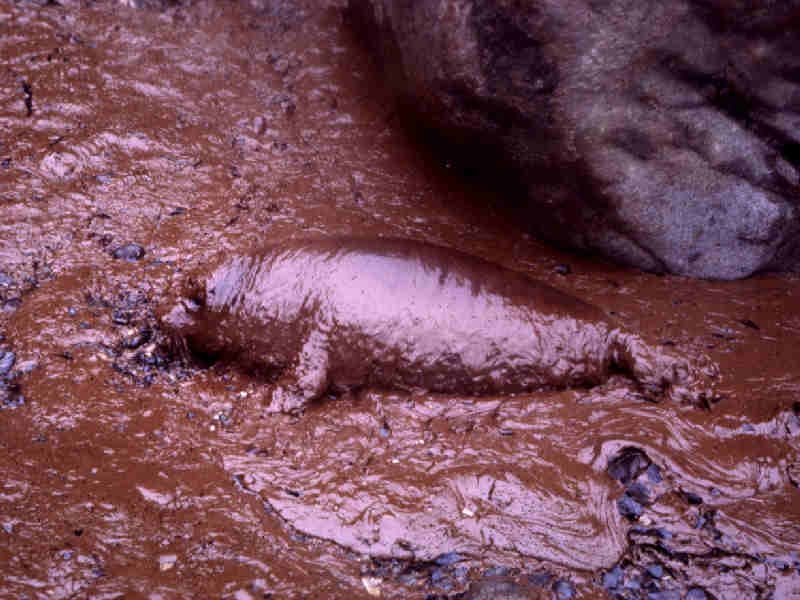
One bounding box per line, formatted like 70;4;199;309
1;1;799;598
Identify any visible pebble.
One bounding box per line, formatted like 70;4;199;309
158;554;177;571
646;564;664;579
112;243;146;262
646;463;662;483
647;591;680;600
0;272;12;287
252;116;266;135
361;576;382;597
608;447;652;485
434;552;463;566
602;566;623;589
617;493;644;520
686;589;709;600
554;264;571;275
626;481;652;505
124;328;152;350
482;566;513;578
0;351;15;377
553;579;574;599
112;309;131;325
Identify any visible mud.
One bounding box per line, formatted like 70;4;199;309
163;237;715;413
0;0;798;598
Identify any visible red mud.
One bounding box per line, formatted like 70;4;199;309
1;1;799;598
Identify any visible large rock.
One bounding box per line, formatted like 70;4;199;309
348;0;800;278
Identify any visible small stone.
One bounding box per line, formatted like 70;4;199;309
0;272;12;287
483;566;513;577
0;351;15;377
461;507;476;517
361;576;382;597
646;463;662;483
553;579;574;599
124;328;152;350
158;554;176;571
617;493;644;520
602;566;623;589
647;591;681;600
646;564;664;579
111;309;131;325
112;243;146;262
686;588;709;600
554;264;571;275
608;447;652;486
626;482;652;505
434;552;463;566
624;578;641;591
430;567;451;589
95;173;113;184
252;116;266;135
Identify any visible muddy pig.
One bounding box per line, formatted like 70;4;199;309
161;237;717;413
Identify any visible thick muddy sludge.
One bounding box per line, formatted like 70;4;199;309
1;1;799;598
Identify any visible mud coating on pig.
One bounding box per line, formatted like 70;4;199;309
160;237;716;412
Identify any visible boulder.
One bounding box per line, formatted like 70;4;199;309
348;0;800;278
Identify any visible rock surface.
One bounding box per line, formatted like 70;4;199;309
348;0;800;279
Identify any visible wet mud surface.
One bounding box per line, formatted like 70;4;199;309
1;1;799;598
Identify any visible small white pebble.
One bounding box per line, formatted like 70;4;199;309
391;458;400;464
158;555;177;572
639;515;652;526
209;425;216;432
361;576;382;598
461;507;475;518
